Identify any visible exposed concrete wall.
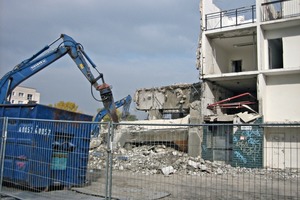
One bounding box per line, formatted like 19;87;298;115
202;0;220;30
265;127;300;169
199;0;300;169
264;26;300;69
202;36;214;75
257;73;266;115
188;100;202;157
283;35;300;68
229;43;257;72
112;116;190;152
265;73;300;122
134;83;201;120
113;101;203;157
201;81;234;116
212;41;228;74
206;35;257;74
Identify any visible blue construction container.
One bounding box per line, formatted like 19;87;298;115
0;103;93;189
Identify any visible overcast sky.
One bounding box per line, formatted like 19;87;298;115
0;1;250;118
0;0;201;118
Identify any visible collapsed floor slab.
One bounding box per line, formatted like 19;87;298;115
113;116;190;152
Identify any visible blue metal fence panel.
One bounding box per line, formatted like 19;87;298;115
0;104;93;189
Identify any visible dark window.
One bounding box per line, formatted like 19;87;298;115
27;94;33;100
232;60;242;72
268;38;283;69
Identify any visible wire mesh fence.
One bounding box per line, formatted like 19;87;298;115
105;122;300;199
1;117;300;199
0;117;108;199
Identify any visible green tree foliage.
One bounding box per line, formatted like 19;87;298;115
125;114;138;121
52;101;79;112
102;109;121;122
102;109;137;122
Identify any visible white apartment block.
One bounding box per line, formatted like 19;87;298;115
197;0;300;168
10;86;40;104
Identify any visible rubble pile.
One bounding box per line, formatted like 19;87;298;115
88;140;299;180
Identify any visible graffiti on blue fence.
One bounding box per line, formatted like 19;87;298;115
242;129;261;138
247;137;259;145
233;136;238;143
236;140;261;162
233;126;262;167
234;151;247;164
202;144;207;152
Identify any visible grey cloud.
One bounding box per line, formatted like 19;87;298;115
0;0;200;116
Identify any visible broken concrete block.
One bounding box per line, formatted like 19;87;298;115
90;139;102;150
161;166;175;176
199;164;207;171
237;112;261;123
187;160;199;169
216;168;223;175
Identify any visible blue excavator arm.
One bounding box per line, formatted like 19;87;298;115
0;34;119;122
91;95;132;137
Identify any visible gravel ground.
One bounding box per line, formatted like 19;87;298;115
2;143;299;200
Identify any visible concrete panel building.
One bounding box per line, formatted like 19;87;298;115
10;86;40;104
197;0;300;168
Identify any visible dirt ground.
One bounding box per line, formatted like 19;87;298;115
1;169;299;200
73;170;299;200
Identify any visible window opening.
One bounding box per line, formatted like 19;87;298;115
27;94;33;100
232;60;242;72
268;38;283;69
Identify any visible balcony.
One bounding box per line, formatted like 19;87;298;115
205;5;256;31
262;0;300;21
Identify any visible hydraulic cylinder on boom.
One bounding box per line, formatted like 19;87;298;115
0;34;119;123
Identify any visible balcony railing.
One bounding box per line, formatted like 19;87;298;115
205;5;256;31
262;0;300;21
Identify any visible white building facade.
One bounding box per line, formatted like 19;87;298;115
10;86;40;104
197;0;300;168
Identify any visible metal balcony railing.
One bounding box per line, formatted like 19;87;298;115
205;5;256;31
262;0;300;21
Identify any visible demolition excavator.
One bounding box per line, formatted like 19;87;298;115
0;34;119;122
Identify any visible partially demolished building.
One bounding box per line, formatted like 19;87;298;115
133;83;202;156
134;83;201;120
197;0;300;168
132;0;300;169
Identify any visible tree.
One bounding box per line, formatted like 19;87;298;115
102;109;121;122
125;114;138;121
51;101;79;112
102;109;137;122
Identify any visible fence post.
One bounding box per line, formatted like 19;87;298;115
236;9;238;25
105;122;111;200
108;123;116;200
205;14;207;30
220;11;222;28
0;117;8;194
252;5;255;23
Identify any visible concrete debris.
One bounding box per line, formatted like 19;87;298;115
187;160;199;169
134;82;201;120
119;115;190;129
237;111;261;123
110;116;190;150
161;166;175;176
88;142;299;180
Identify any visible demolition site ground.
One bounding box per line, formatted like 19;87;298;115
2;143;299;200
